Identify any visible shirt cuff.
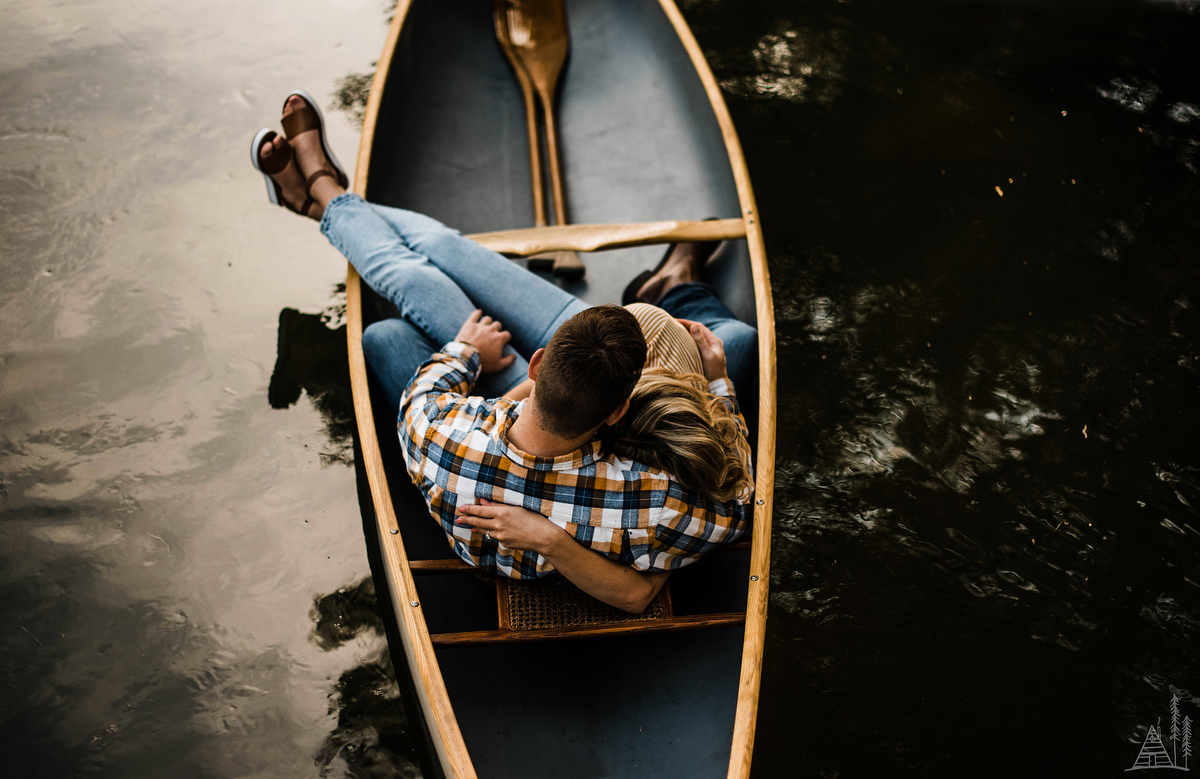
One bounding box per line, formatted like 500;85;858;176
443;341;482;380
708;377;735;398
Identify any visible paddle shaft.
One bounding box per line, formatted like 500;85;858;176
537;83;568;229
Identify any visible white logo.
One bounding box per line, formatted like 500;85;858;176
1128;694;1193;772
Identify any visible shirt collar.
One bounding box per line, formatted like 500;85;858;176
494;400;603;471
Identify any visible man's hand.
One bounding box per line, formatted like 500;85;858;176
454;498;565;554
675;318;728;382
455;310;516;375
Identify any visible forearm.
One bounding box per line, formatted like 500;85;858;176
503;378;534;401
400;343;479;425
541;532;669;614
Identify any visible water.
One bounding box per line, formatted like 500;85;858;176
2;0;1198;777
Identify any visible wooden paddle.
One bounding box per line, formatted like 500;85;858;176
493;1;546;229
493;0;586;280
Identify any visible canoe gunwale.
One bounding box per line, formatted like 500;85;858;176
346;2;776;778
349;2;477;776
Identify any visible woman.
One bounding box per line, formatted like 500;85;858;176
252;93;756;611
610;303;754;505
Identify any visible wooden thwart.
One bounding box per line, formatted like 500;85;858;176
430;612;745;647
468;217;746;257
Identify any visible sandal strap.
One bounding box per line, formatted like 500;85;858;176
258;132;292;175
305;168;337;191
299;195;317;218
281;106;322;139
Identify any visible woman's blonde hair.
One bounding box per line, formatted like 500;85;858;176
604;368;753;503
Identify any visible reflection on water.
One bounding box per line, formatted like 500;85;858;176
717;27;847;106
311;579;420;778
3;0;1199;776
271;306;355;466
335;74;376;130
0;0;392;775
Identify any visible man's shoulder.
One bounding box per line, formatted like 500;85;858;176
403;391;513;447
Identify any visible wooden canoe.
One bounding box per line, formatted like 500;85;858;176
345;1;776;777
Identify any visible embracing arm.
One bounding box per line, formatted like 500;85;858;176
456;500;669;614
503;378;535;402
541;530;671;614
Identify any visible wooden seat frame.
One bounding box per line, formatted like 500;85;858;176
410;539;752;647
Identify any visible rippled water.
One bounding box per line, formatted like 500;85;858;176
2;0;1198;777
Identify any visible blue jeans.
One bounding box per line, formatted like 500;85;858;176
655;282;758;401
320;194;587;409
319;193;757;414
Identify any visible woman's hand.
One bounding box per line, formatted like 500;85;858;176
455;309;516;375
459;499;670;614
455;498;565;554
675;318;728;382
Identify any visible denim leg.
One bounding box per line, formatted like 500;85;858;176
365;202;589;354
320;193;529;394
361;319;438;417
656;282;758;400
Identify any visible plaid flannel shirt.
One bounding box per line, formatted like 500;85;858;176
398;341;751;579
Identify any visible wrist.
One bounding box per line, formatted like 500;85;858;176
538;523;573;558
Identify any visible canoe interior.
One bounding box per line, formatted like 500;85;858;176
365;0;755;324
357;0;756;776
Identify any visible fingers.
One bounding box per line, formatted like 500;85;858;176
466;309;482;325
456;503;499;518
499;354;516;369
689;321;723;351
454;514;496;529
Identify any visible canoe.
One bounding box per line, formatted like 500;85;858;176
345;1;776;777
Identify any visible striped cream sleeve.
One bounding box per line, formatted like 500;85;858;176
624;302;704;375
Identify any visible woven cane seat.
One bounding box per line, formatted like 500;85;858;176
506;576;668;631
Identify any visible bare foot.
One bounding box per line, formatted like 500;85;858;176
635;241;719;303
282;95;345;214
259;134;322;220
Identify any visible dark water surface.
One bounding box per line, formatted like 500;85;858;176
2;0;1198;777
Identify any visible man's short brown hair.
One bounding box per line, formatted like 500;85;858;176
534;305;647;439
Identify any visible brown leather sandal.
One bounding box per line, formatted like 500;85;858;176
279;89;349;188
250;129;322;219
